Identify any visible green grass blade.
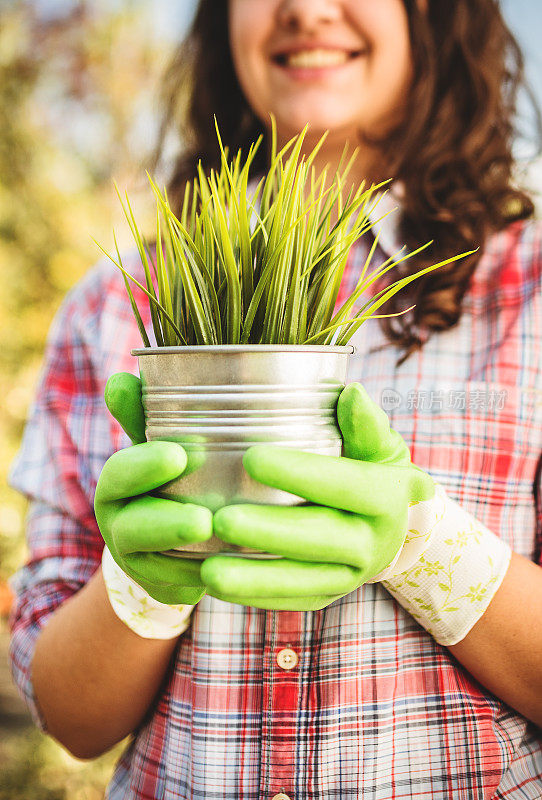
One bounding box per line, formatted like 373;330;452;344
92;237;186;345
155;208;176;344
112;233;151;348
332;249;477;345
165;215;216;345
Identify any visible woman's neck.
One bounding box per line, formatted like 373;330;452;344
270;131;385;228
275;128;384;193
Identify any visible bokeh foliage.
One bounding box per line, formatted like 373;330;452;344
0;0;176;794
0;0;168;576
0;726;126;800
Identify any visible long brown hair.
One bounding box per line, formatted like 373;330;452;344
154;0;540;362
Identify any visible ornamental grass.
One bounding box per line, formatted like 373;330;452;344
96;120;473;347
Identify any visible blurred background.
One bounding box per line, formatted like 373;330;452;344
0;1;540;797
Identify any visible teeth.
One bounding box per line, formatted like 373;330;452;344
285;49;350;69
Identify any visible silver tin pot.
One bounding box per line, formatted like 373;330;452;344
133;344;354;559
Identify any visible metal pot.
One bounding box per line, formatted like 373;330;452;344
133;344;354;558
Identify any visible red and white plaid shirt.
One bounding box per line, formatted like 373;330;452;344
8;208;542;799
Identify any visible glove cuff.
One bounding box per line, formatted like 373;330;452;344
101;546;194;640
368;483;450;583
376;485;512;646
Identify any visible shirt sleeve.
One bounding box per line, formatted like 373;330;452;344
7;270;113;732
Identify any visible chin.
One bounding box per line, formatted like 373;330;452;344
271;107;359;142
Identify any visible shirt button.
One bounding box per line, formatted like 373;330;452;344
271;794;292;800
276;647;298;670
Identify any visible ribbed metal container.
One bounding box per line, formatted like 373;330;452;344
133;345;354;558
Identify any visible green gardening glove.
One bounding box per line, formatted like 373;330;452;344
200;382;435;611
95;372;212;605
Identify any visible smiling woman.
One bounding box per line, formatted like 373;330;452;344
229;0;413;158
161;0;538;363
6;1;542;800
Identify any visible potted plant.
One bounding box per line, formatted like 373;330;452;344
96;120;470;558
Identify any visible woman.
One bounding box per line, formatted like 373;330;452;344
8;1;542;798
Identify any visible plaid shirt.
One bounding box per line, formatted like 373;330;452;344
8;202;542;799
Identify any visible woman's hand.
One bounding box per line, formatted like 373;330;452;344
95;372;212;606
200;383;435;610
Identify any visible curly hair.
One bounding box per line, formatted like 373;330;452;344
154;0;540;362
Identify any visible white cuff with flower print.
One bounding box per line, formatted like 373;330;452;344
368;483;512;647
101;546;194;639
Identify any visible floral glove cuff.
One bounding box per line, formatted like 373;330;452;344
369;484;512;646
101;546;194;639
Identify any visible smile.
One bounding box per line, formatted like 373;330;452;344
273;48;365;70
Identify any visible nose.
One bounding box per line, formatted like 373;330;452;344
277;0;343;31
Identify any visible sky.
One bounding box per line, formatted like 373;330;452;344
501;0;542;132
